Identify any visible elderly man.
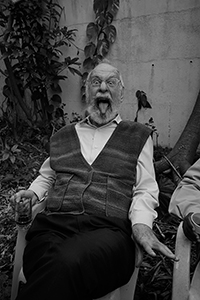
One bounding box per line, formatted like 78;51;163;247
169;158;200;242
11;61;176;300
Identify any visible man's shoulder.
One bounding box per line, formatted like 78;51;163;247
120;120;151;133
51;123;75;140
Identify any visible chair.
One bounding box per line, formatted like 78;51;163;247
172;221;200;300
11;200;142;300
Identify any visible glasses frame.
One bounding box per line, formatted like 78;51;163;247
89;77;121;89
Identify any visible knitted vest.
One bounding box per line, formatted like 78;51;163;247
46;121;152;220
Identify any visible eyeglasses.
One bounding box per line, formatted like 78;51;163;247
90;77;121;88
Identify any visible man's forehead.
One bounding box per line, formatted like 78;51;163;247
91;63;119;77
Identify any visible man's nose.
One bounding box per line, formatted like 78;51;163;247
99;81;108;91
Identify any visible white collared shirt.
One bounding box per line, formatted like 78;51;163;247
29;115;159;228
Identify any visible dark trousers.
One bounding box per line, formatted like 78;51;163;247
16;212;135;300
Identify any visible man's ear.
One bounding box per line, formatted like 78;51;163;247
120;86;124;102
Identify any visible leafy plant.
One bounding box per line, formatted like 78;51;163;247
81;0;120;101
134;90;152;122
70;112;83;124
0;0;81;137
134;91;159;145
145;117;159;146
0;137;21;164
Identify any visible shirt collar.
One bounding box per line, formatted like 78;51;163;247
79;114;122;128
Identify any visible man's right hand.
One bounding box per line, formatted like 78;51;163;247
10;190;38;208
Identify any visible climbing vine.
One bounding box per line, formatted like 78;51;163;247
81;0;120;101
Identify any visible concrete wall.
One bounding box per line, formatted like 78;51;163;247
1;0;200;147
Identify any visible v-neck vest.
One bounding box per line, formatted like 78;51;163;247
46;121;151;220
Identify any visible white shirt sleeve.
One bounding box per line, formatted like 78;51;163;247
129;136;159;228
28;157;56;200
169;158;200;218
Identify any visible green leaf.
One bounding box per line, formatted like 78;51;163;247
10;155;16;164
11;144;20;153
93;0;108;16
50;82;62;93
105;12;113;25
81;94;86;102
103;25;116;44
55;107;64;118
81;85;86;96
84;42;96;58
53;75;68;81
68;67;82;77
86;22;98;41
51;94;62;104
82;72;88;84
2;153;9;161
70;57;80;64
83;57;96;70
94;0;119;18
107;0;120;16
2;85;11;98
136;90;152;109
0;51;9;60
5;142;10;150
97;39;110;57
96;13;106;27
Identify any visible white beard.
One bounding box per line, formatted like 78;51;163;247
86;91;122;126
87;102;118;126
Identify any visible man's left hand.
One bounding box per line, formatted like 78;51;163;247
132;223;178;261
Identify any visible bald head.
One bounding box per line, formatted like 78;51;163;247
87;63;124;87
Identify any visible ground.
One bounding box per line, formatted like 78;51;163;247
0;130;197;300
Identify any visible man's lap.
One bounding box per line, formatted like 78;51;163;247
23;213;135;298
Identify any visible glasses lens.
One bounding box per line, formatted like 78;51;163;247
106;78;119;88
91;78;101;87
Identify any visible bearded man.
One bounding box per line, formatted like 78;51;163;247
11;62;176;300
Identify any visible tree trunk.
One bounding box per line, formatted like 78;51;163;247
154;89;200;184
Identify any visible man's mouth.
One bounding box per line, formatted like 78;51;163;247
96;97;111;114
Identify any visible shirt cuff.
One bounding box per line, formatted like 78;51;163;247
129;209;157;228
28;185;47;201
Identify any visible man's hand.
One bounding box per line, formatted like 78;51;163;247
10;190;38;208
132;223;178;262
